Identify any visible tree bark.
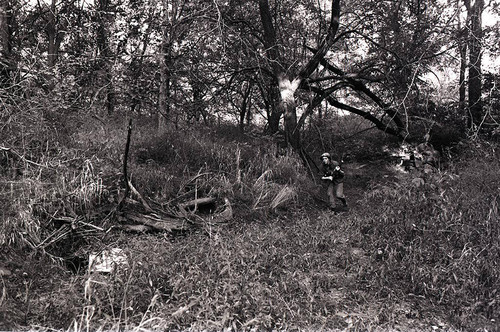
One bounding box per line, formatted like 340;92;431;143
239;82;252;132
46;0;61;67
258;0;283;135
0;0;13;87
467;0;483;129
96;0;115;114
262;83;281;134
278;74;301;148
457;0;467;118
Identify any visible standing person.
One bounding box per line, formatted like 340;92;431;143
320;152;348;212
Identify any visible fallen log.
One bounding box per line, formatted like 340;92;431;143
177;197;215;217
124;211;191;232
179;197;216;208
118;224;154;233
179;197;216;212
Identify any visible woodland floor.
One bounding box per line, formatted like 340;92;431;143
0;159;497;331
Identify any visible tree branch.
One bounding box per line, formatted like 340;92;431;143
326;97;403;137
304;45;406;133
295;82;347;131
297;0;341;81
298;82;403;138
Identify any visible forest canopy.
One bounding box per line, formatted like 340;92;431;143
1;0;499;147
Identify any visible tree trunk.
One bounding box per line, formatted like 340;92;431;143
258;0;301;148
158;40;170;131
278;75;301;148
467;0;483;129
104;67;115;114
258;0;284;136
96;0;115;114
258;0;340;150
239;82;252;132
265;84;282;134
457;0;467;119
158;1;176;132
158;54;170;131
0;0;13;87
128;13;153;114
47;0;59;67
157;42;170;132
267;110;281;134
458;38;467;115
191;80;206;124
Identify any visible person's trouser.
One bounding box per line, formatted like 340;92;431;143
327;182;346;208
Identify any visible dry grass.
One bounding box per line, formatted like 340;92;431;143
0;156;107;250
352;144;500;328
54;216;362;331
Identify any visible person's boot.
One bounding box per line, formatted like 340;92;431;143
339;198;349;212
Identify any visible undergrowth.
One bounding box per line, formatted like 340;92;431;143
2;105;500;331
130;125;312;212
46;216;370;331
353;141;500;328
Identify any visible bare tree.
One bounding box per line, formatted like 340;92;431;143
0;0;13;87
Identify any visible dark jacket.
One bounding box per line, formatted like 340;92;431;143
321;160;344;184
